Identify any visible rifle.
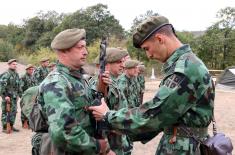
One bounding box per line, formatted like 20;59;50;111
6;99;12;134
92;37;108;139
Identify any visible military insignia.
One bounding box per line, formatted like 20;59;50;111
164;74;184;89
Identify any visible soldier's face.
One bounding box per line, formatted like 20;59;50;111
141;34;168;63
42;61;49;67
9;62;17;70
67;40;88;68
126;67;138;77
26;67;34;75
108;58;125;77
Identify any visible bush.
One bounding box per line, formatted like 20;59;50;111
0;39;15;61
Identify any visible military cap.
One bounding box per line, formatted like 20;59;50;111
106;48;128;63
7;59;17;64
124;60;139;69
40;58;49;62
51;28;86;50
25;64;34;70
133;16;171;48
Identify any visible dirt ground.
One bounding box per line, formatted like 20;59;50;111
0;79;235;155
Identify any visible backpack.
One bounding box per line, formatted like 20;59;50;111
22;70;72;132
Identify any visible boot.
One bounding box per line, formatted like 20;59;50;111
12;126;20;132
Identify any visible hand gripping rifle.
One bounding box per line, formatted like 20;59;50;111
6;99;12;133
92;37;108;139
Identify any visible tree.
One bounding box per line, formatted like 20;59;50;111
0;39;14;61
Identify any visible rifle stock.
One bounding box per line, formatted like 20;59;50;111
6;99;12;134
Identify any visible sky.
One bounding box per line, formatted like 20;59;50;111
0;0;234;31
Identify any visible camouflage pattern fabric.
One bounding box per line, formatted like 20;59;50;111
35;62;100;155
33;66;49;85
89;74;131;155
20;73;37;124
0;69;20;128
137;74;145;104
118;74;139;108
106;45;215;155
20;86;38;118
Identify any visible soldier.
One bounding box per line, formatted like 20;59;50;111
33;58;50;85
89;16;215;155
89;48;131;155
20;64;36;128
137;64;145;104
31;28;114;155
0;59;21;133
118;60;140;108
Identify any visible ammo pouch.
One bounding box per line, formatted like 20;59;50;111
29;103;48;132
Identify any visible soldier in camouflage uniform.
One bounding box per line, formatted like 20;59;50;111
137;64;145;104
89;16;214;155
118;60;140;108
32;28;114;155
89;48;132;155
33;58;50;85
20;64;36;128
0;59;21;132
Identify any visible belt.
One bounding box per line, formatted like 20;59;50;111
164;126;208;138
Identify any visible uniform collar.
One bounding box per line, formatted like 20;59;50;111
56;61;85;79
162;44;191;74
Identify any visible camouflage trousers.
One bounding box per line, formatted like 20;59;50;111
155;134;201;155
1;97;18;128
20;100;28;125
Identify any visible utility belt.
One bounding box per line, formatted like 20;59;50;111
164;126;208;138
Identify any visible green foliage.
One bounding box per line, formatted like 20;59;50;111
0;39;14;61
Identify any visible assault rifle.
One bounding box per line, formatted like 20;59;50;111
6;99;12;133
92;37;108;139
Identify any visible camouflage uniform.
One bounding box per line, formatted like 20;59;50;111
118;74;139;108
36;62;100;155
0;69;20;129
20;72;36;126
33;66;49;85
89;74;131;155
105;45;215;155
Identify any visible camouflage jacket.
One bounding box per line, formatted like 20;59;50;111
0;69;20;98
106;45;215;154
20;73;36;93
118;74;139;108
89;74;130;154
37;62;99;155
34;66;49;85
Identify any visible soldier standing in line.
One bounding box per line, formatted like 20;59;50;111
33;58;49;85
20;64;36;128
89;16;215;155
89;47;132;155
0;59;21;133
118;59;140;108
31;28;115;155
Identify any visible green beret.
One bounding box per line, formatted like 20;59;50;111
133;16;171;48
7;59;17;64
40;57;49;62
25;64;34;70
51;28;86;50
124;60;139;69
106;48;128;63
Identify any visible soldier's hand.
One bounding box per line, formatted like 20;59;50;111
102;71;112;85
5;96;10;103
88;98;109;121
97;139;109;154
